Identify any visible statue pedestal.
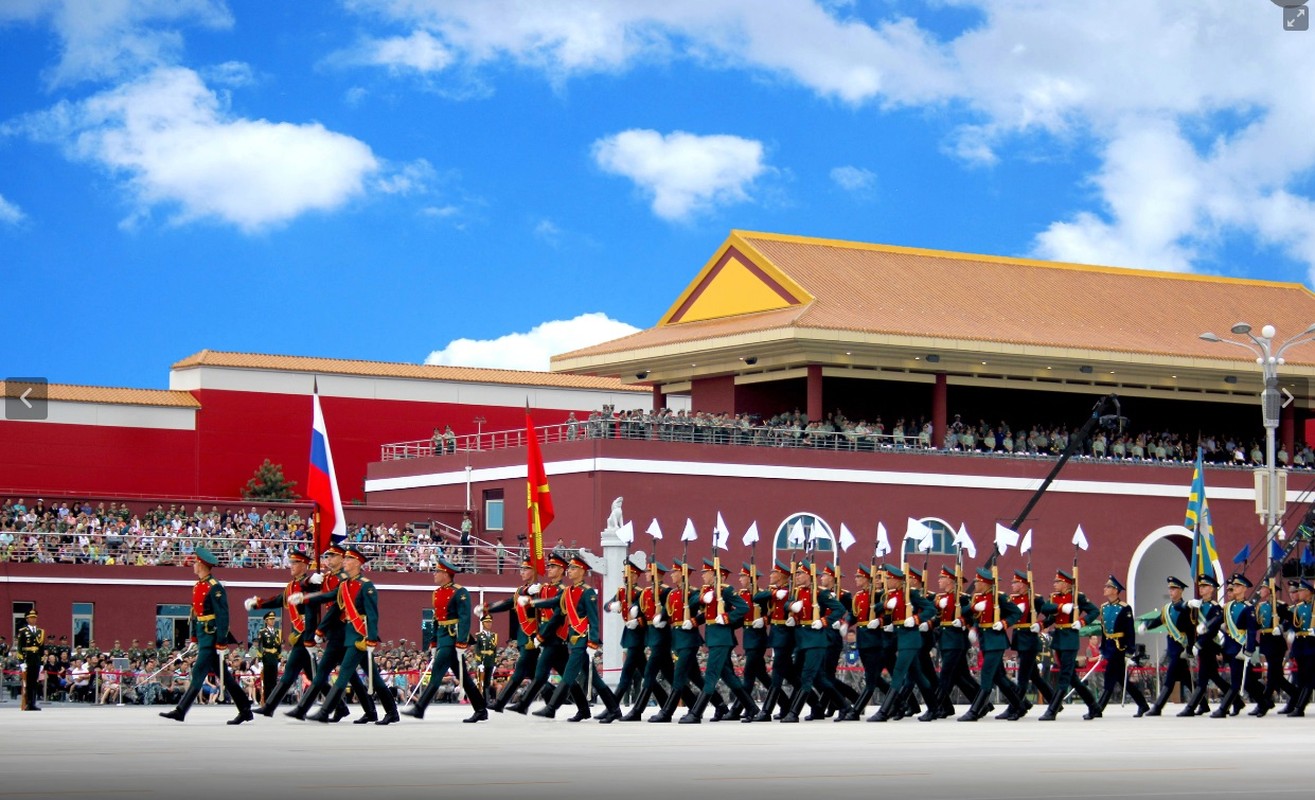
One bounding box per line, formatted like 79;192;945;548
600;526;626;687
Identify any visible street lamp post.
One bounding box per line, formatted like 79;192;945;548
1199;322;1315;548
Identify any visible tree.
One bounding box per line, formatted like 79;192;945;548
242;459;299;501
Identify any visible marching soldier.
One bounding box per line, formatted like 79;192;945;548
907;567;946;718
1255;580;1296;715
752;559;800;721
403;556;485;723
817;562;861;718
737;563;772;715
781;560;855;723
959;567;1026;722
535;555;624;723
1093;575;1149;716
925;566;979;721
849;564;892;717
1215;573;1263;718
604;557;648;709
483;557;544;713
650;559;728;723
474;615;499;704
16;609;44;711
159;546;254;724
1036;569;1101;721
509;553;590;719
1006;569;1053;719
1143;576;1195;716
1287;580;1314;716
285;545;379;723
246;548;323;716
680;558;759;723
256;612;281;702
867;565;937;722
1181;574;1231;717
620;561;675;721
307;545;399;725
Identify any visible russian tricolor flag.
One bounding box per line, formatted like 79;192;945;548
308;384;345;559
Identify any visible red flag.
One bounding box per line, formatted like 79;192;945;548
526;409;554;576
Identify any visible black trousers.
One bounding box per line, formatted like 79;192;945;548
1095;648;1148;709
295;639;375;716
413;645;484;712
1014;648;1055;703
21;655;41;710
493;646;540;706
615;644;648;699
175;646;251;715
261;643;316;709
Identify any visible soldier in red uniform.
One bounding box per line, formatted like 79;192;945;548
751;559;800;721
604;557;648;709
508;553;591;718
403;556;486;723
620;561;675;721
483;557;544;712
849;564;892;717
246;548;323;715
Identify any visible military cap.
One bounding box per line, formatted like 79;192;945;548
772;559;791;574
24;609;37;619
1055;569;1074;583
649;561;670;575
546;552;570;569
1196;574;1220;588
1013;569;1030;583
1228;573;1253;588
1105;575;1125;592
1166;576;1188;589
1300;580;1315;593
740;562;756;577
939;566;956;580
822;562;839;578
671;558;686;570
322;543;345;558
974;566;994;582
568;554;592;571
288;548;311;564
700;557;730;575
1287;579;1301;589
519;556;535;570
436;556;460;575
263;611;276;621
625;556;644;572
906;565;923;580
343;545;369;564
193;546;219;567
856;563;873;577
886;565;906;579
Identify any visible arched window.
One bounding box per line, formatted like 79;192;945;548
902;517;958;556
772;512;835;556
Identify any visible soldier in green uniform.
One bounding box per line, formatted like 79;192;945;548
1093;575;1149;716
307;545;399;725
751;559;802;722
680;558;760;723
473;615;498;703
127;639;144;665
959;567;1027;722
650;558;727;723
737;563;772;713
620;561;676;721
1006;570;1053;718
247;548;324;716
159;546;254;724
868;565;937;722
16;609;44;711
1036;569;1101;721
780;560;857;723
604;557;648;709
535;555;624;723
817;562;861;718
110;640;127;660
403;556;486;723
510;553;591;719
483;557;547;712
849;564;892;717
1142;575;1196;716
255;612;281;703
924;566;979;721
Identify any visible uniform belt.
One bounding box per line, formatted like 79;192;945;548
1106;632;1124;638
261;648;279;655
196;614;216;621
771;620;791;625
1298;631;1315;637
22;646;39;652
436;619;459;628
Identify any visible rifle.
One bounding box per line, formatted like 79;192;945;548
903;555;913;625
749;554;760;625
681;544;690;626
714;552;726;621
811;559;821;625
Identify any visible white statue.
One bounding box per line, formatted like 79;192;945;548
606;496;624;532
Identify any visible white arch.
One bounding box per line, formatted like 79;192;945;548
1127;524;1192;613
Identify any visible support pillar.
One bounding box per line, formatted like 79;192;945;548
600;505;626;688
932;372;947;449
1281;401;1296;465
652;385;665;412
806;365;823;423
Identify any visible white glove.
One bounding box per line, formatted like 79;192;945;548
831;620;843;630
1070;620;1082;629
629;605;640;620
517;595;531;607
918;622;929;632
991;621;1004;631
680;620;693;630
904;617;916;628
774;589;787;600
752;618;765;629
314;634;326;647
968;629;979;645
1196;624;1208;635
604;600;619;613
654;618;668;629
811;620;825;630
244;597;258;611
886;597;899;610
883;624;895;633
790;601;803;613
473;604;485;617
19;663;26;674
1234;650;1247;662
528;583;542;594
308;573;323;586
1188;599;1202;609
787;618;798;628
1286;631;1296;646
1030;623;1041;634
1061;603;1074;614
937;596;948;609
1137;623;1146;634
714;615;727;625
867;619;881;630
952;619;963;628
973;601;987;613
625;619;639;630
287;593;304;606
702;591;714;604
1192;642;1202;654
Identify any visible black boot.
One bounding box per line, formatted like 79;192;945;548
1178;686;1206;717
308;686;346;723
752;687;780;722
1209;690;1236;719
648;688;680;723
851;685;876;716
736;686;761;723
680;691;712;724
403;675;442;720
620;687;652;722
868;686;904;723
780;688;810;723
1289;688;1310;717
957;694;989;722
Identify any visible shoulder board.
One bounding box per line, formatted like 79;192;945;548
453;584;465;591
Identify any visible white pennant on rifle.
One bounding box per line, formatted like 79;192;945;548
713;512;731;551
616;520;635;544
953;524;977;560
1072;524;1089;551
875;522;892;558
994;522;1021;555
905;517;935;550
838;523;857;553
742;521;760;547
787;519;807;549
1019;529;1032;555
681;518;698;542
646;518;663;540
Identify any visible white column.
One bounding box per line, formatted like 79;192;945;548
600;522;626;688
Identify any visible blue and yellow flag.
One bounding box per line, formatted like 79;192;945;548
1186;452;1221;585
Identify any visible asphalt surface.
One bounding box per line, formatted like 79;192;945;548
2;700;1310;800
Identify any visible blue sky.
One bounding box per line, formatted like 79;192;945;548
2;1;1314;390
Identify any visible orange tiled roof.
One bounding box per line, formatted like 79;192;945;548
556;231;1315;365
172;350;647;392
0;381;201;409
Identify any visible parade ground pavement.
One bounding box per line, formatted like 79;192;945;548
2;701;1310;800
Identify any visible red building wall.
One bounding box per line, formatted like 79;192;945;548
0;420;199;498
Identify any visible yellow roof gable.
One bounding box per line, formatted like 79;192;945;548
659;232;813;325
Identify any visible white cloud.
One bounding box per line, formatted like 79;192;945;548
830;165;876;193
0;193;26;225
425;312;641;371
534;218;562;243
356;30;454;74
9;67;379;232
375;158;435;195
592;129;767;221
